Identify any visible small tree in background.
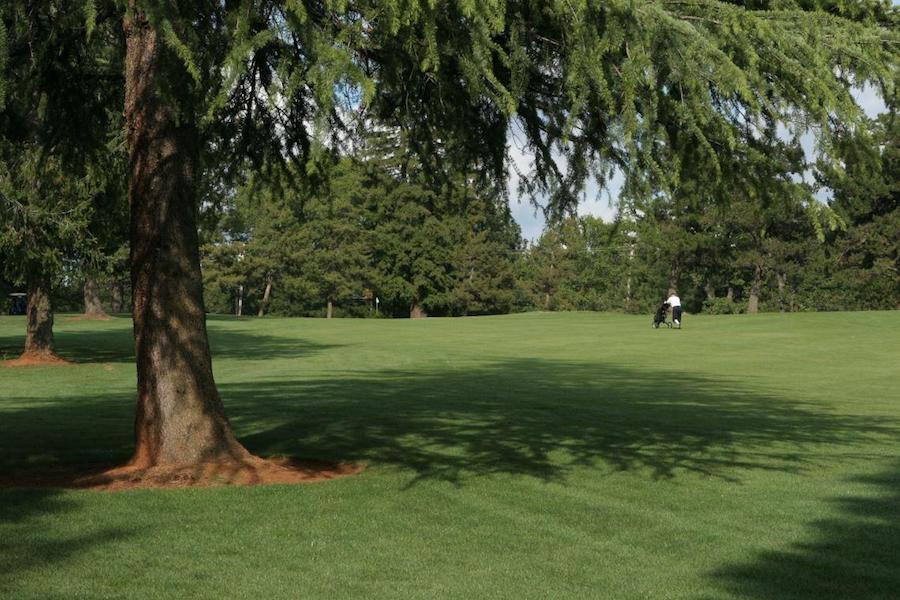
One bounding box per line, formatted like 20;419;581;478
0;149;92;359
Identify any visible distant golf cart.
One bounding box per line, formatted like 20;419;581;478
8;293;26;315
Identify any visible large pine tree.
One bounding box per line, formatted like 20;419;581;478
3;0;896;471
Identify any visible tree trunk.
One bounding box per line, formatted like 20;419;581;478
668;265;679;291
625;243;634;308
726;286;734;301
776;272;786;312
236;284;243;317
257;278;272;317
410;299;427;319
124;8;247;468
326;299;333;319
747;265;761;314
704;281;716;300
625;276;631;306
111;280;125;313
24;274;57;357
83;276;109;318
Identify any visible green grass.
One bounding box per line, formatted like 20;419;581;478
1;311;898;599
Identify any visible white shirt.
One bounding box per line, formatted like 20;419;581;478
666;295;681;308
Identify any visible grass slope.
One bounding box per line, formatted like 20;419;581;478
1;311;898;599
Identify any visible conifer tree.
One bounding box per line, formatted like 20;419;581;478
819;106;899;308
0;150;92;359
118;0;900;468
3;0;895;470
293;159;371;318
0;1;122;360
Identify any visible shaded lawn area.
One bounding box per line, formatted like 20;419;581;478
0;311;898;598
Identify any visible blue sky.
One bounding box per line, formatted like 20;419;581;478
508;86;889;242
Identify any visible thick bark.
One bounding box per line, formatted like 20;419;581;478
326;299;333;319
24;274;56;356
704;281;716;301
410;299;427;319
747;265;761;314
776;272;786;312
257;278;272;317
124;9;247;467
726;286;734;301
236;285;243;317
111;281;125;313
83;276;109;318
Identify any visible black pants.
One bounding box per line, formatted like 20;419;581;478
672;306;682;323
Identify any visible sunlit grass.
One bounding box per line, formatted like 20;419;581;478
1;311;898;598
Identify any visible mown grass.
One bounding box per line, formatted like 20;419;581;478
0;311;898;599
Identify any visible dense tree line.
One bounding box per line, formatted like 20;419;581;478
194;111;897;318
7;106;895;319
199;126;525;319
5;106;895;320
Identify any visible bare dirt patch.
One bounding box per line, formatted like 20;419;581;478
0;457;363;492
3;351;75;368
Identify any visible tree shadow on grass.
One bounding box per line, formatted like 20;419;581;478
1;356;896;589
0;320;343;364
219;359;899;487
2;357;895;485
0;488;137;592
709;461;900;599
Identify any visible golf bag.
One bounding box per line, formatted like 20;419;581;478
653;301;672;329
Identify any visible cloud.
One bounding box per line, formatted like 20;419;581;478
855;83;887;118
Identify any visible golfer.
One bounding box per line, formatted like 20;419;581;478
666;289;682;328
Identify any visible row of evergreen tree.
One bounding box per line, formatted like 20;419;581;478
5;110;894;320
7;111;896;322
2;64;895;321
194;113;897;318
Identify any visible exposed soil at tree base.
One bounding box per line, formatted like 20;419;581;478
0;457;363;491
3;350;75;367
